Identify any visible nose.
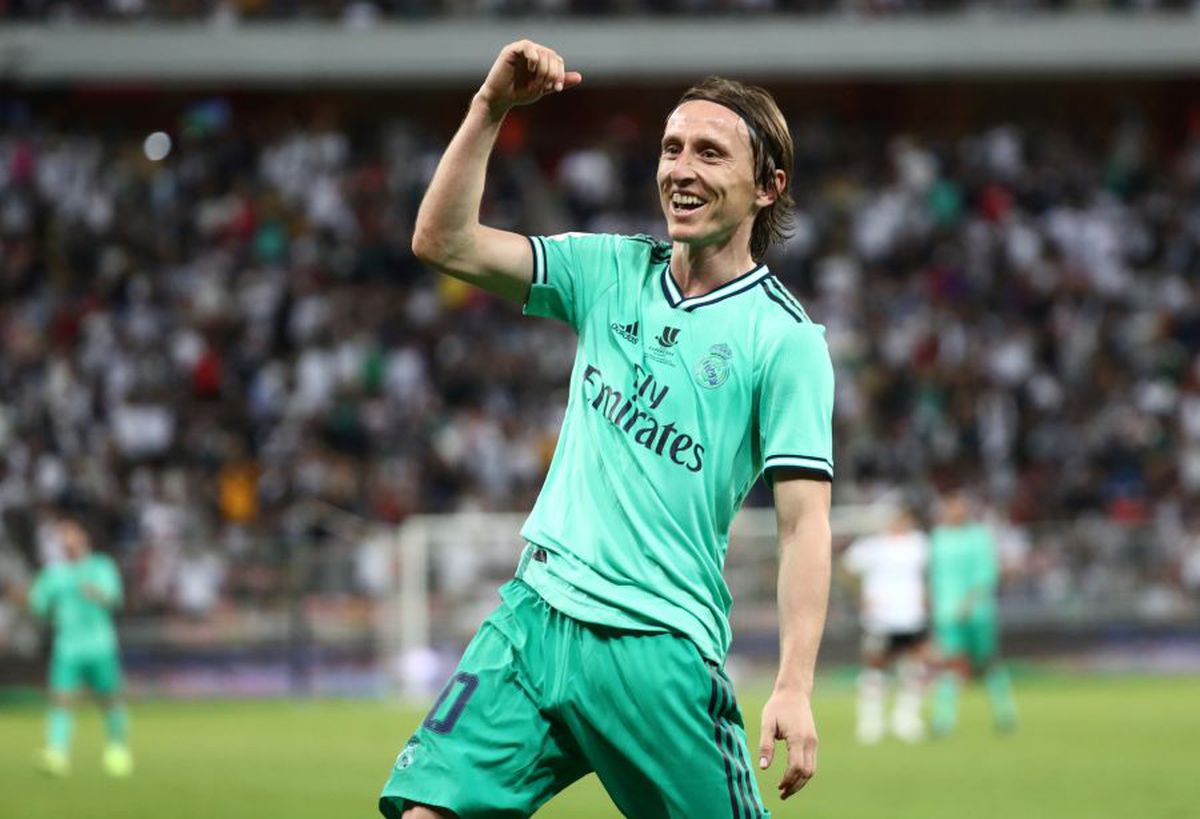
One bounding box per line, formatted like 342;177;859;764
668;150;697;185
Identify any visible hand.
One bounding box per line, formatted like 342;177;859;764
476;40;582;115
80;583;105;603
758;688;818;800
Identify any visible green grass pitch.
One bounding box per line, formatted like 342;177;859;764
3;673;1194;818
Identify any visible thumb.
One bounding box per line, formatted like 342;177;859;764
562;71;584;89
758;717;776;769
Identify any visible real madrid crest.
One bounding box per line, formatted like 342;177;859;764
694;344;732;389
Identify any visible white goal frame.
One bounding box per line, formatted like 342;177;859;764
380;504;893;697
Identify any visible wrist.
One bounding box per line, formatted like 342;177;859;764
471;90;510;123
772;673;814;698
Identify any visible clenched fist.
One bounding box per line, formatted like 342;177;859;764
476;40;583;114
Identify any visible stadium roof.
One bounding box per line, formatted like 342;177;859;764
2;17;1200;86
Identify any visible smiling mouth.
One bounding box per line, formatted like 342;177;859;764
669;192;707;216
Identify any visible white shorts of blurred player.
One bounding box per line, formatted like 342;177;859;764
857;627;930;745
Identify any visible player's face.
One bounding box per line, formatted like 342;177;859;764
941;495;969;526
57;521;90;561
890;509;916;534
657;100;770;252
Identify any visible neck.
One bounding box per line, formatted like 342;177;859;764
669;236;758;299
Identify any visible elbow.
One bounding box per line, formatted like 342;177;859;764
410;226;441;265
410;227;467;273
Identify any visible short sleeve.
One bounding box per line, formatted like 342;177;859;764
523;233;619;332
758;323;835;483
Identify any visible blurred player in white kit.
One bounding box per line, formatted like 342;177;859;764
841;506;930;744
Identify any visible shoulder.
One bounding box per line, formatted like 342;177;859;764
538;233;669;271
972;525;996;545
90;554;118;573
845;536;875;557
33;563;66;589
755;274;814;323
540;232;664;253
753;283;831;382
754;276;827;347
612;233;671;265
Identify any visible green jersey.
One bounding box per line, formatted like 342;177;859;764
518;233;834;663
929;523;998;624
29;554;123;659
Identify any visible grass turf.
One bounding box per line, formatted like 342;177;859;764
2;673;1194;819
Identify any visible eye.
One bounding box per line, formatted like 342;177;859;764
700;148;721;160
662;143;680;157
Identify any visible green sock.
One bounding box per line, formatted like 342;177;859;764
104;706;130;746
47;706;74;754
932;671;958;733
984;664;1017;728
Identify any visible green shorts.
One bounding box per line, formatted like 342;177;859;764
49;651;124;696
935;613;998;665
379;579;769;819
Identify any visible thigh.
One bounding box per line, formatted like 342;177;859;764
565;629;770;819
860;629;888;663
965;615;998;664
935;621;967;658
49;654;82;694
379;598;589;819
84;653;124;696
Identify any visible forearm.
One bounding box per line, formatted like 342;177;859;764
411;95;507;264
774;515;832;696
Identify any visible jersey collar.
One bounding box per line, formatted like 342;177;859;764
660;262;772;312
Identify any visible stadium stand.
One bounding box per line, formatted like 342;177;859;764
1;92;1199;626
2;7;1200;688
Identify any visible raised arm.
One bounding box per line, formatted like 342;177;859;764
757;473;832;801
411;40;582;303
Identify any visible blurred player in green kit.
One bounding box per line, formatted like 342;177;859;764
27;516;133;777
929;490;1016;736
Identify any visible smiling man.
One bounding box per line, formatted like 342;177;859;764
380;40;834;819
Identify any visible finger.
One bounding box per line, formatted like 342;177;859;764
777;740;803;797
516;42;537;75
779;737;816;799
562;71;584;89
537;49;552;90
802;739;818;786
552;53;565;92
757;718;776;770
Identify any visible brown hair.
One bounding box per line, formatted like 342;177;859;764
675;77;795;261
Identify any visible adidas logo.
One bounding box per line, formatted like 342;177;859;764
611;320;639;344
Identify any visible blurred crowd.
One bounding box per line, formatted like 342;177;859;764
1;0;1196;22
2;91;1200;621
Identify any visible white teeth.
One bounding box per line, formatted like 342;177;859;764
671;193;705;206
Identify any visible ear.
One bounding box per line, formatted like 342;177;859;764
755;168;786;208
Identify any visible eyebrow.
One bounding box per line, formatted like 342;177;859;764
660;131;735;153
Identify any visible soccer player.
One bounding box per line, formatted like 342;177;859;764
381;40;834;819
27;516;133;777
840;505;930;744
928;490;1017;736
